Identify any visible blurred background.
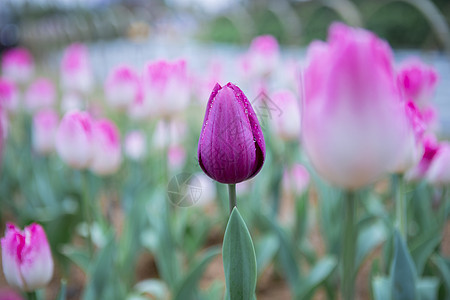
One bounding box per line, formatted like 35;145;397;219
1;0;450;133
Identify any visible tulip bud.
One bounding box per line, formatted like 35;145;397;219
302;23;409;189
25;78;56;112
55;110;93;169
0;78;19;113
426;142;450;186
124;130;147;161
142;59;190;117
392;101;425;173
1;48;34;84
104;65;140;110
90;119;122;175
1;223;53;291
61;44;93;94
405;135;439;181
245;35;280;78
32;109;59;155
397;58;438;108
198;82;265;184
270;90;301;141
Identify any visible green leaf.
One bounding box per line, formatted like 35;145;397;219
295;256;338;299
255;234;278;277
56;279;67;300
355;221;387;272
417;277;440;300
173;246;221;300
372;277;391;300
430;255;450;298
61;245;90;273
222;208;257;300
390;230;417;300
410;227;441;275
262;214;300;289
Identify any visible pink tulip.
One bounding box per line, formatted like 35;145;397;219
282;164;310;196
392;101;425;173
124;130;147;161
1;223;53;291
0;287;23;300
32;109;59;155
25;78;56;112
405;135;438;181
426;142;450;186
245;35;280;78
61;44;93;94
104;65;140;109
61;93;84;113
1;48;34;84
168;145;186;172
55;110;93;169
0;78;19;113
142;59;190;117
152;120;187;150
198;82;265;184
90;119;122;175
397;58;438;108
270;90;301;141
302;23;409;189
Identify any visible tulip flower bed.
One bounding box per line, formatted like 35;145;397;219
0;23;449;300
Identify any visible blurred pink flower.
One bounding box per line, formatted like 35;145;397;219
32;109;59;155
152;120;187;150
142;59;190;117
302;23;409;189
426;142;450;186
397;58;438;108
1;47;34;84
0;287;23;300
405;135;438;181
392;101;426;173
104;65;141;110
61;93;84;113
168;144;186;172
0;78;19;113
1;223;53;291
124;130;147;161
282;164;310;196
270;90;301;141
61;44;93;94
55;110;93;169
25;78;56;112
245;35;280;78
90;119;122;175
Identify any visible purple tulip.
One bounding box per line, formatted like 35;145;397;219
198;82;265;184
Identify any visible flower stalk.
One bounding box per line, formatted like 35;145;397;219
342;191;357;300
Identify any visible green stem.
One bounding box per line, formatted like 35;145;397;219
394;174;407;238
341;191;357;300
82;171;94;257
228;184;237;214
26;291;37;300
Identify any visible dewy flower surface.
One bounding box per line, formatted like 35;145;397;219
1;223;53;292
198;82;265;184
302;23;409;189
